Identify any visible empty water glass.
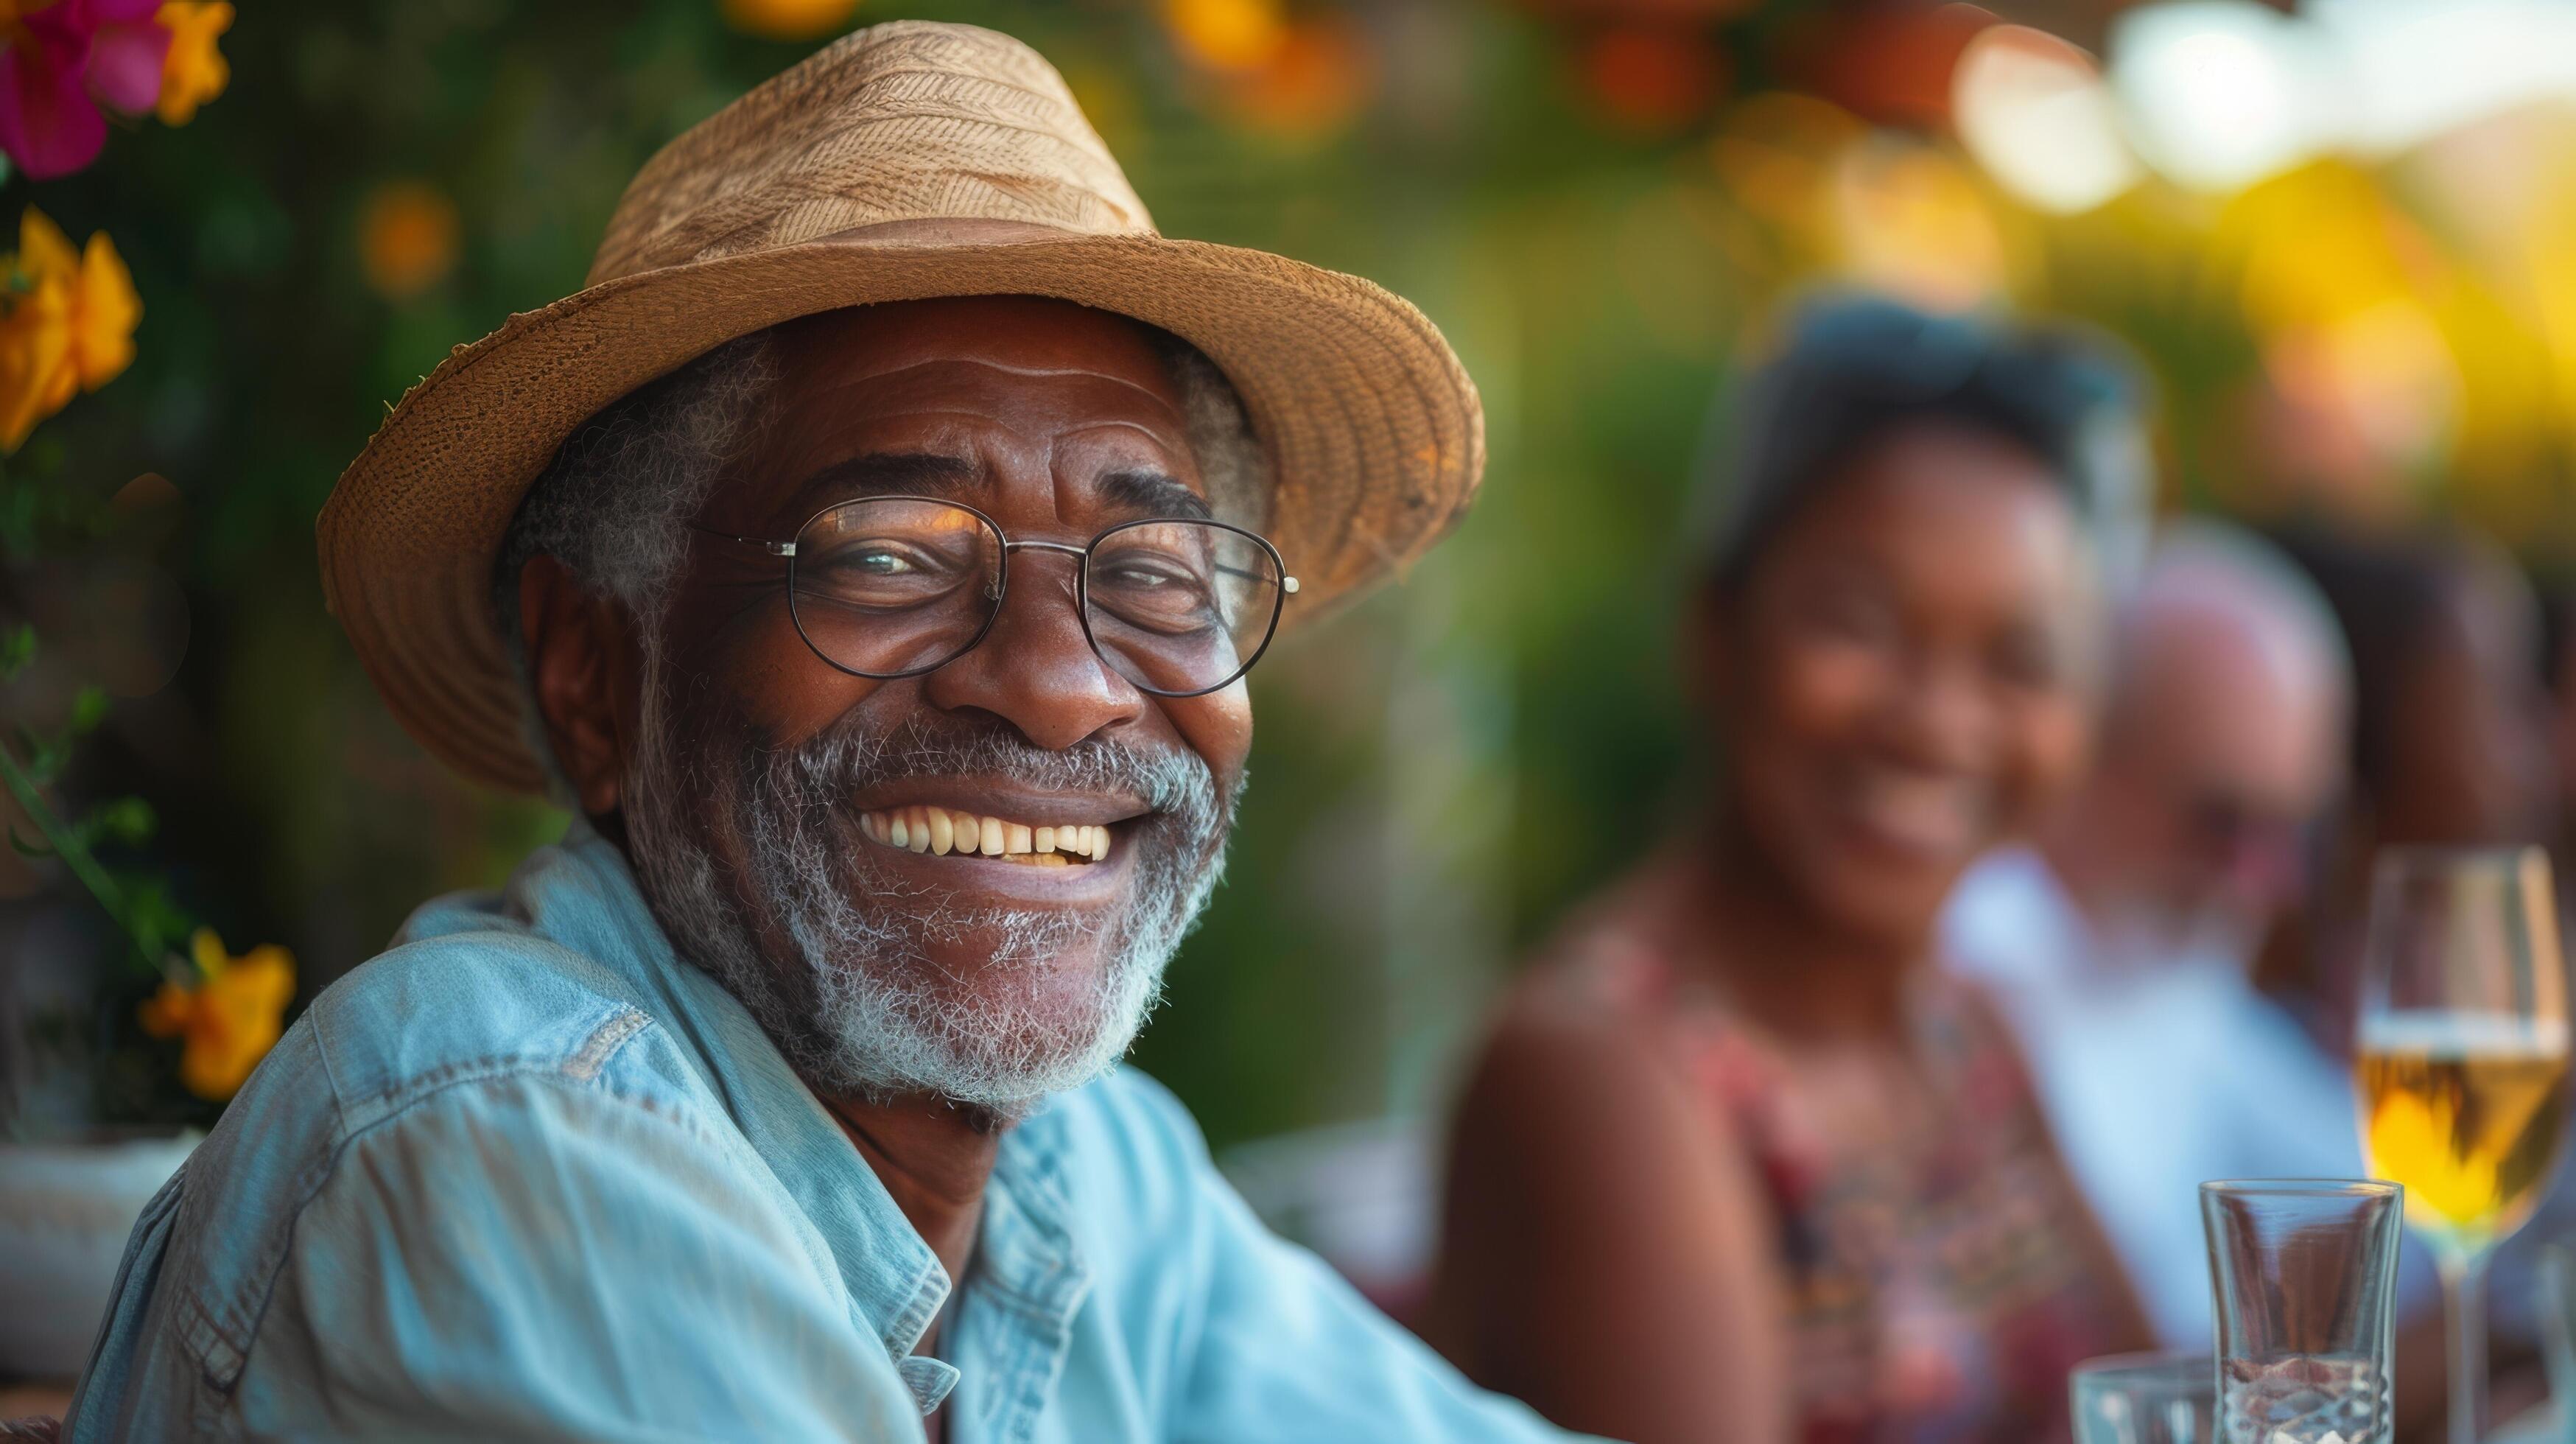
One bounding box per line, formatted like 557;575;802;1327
2074;1353;2216;1444
2203;1180;2405;1444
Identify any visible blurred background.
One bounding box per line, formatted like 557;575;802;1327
8;0;2576;1258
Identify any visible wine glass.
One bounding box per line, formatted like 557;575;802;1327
2354;845;2572;1444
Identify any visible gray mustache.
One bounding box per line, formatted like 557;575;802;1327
775;713;1229;829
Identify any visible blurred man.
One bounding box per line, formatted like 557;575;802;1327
1944;519;2361;1348
64;23;1578;1443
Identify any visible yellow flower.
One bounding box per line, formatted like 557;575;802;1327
138;928;295;1102
357;180;459;301
154;2;231;127
720;0;857;42
0;208;139;447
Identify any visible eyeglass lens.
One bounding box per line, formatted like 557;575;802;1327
786;497;1284;695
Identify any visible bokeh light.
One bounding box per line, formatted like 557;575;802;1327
1951;25;2138;215
2112;1;2332;193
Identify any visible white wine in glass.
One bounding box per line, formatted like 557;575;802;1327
2354;846;2572;1444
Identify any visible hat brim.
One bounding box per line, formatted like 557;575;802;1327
316;231;1484;795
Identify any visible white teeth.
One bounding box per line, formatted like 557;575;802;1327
856;808;1115;863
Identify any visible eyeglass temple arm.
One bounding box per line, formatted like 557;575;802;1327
689;525;796;558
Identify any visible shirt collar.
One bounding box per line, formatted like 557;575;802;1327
527;821;963;1413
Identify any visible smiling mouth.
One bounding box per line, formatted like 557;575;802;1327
1845;769;1987;857
858;806;1115;867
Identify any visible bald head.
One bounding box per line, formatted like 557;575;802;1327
2047;521;2350;967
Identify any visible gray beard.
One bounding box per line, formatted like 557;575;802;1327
621;652;1238;1121
2090;893;2263;980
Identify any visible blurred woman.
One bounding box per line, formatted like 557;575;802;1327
1425;295;2155;1444
2260;526;2558;1052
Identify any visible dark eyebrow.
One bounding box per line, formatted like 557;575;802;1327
787;452;980;514
1097;469;1211;521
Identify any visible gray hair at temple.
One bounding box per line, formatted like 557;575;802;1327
488;318;1273;801
1694;291;2153;597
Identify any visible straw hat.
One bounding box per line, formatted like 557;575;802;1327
317;19;1483;795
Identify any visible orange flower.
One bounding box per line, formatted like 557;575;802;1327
720;0;857;42
24;208;137;400
357;180;459;301
138;928;294;1101
153;1;229;126
0;257;70;452
1222;15;1373;140
1165;0;1285;73
0;207;135;449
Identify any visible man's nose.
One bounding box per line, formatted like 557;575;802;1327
922;551;1145;749
2216;819;2306;913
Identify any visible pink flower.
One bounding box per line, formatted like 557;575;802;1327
0;0;170;179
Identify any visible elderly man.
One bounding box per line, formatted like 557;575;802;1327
1943;520;2362;1347
64;22;1574;1443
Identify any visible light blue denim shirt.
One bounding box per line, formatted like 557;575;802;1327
63;824;1578;1443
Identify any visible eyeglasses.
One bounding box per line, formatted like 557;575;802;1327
694;496;1299;698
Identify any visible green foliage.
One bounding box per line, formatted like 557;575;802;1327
0;622;32;681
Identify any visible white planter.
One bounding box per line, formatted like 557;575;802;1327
0;1132;197;1379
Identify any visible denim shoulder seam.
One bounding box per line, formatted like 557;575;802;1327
191;1003;669;1394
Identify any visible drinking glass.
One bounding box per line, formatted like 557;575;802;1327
2203;1180;2404;1444
2541;1242;2576;1443
2355;846;2572;1444
2073;1353;2214;1444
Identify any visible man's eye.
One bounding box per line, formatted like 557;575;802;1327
820;542;940;576
799;539;975;606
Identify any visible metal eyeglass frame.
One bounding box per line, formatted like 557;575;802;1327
692;494;1300;698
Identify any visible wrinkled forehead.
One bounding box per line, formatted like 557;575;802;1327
727;298;1204;523
768;296;1187;427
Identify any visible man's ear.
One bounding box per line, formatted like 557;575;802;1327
519;556;634;819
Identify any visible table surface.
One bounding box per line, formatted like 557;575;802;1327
0;1384;68;1426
